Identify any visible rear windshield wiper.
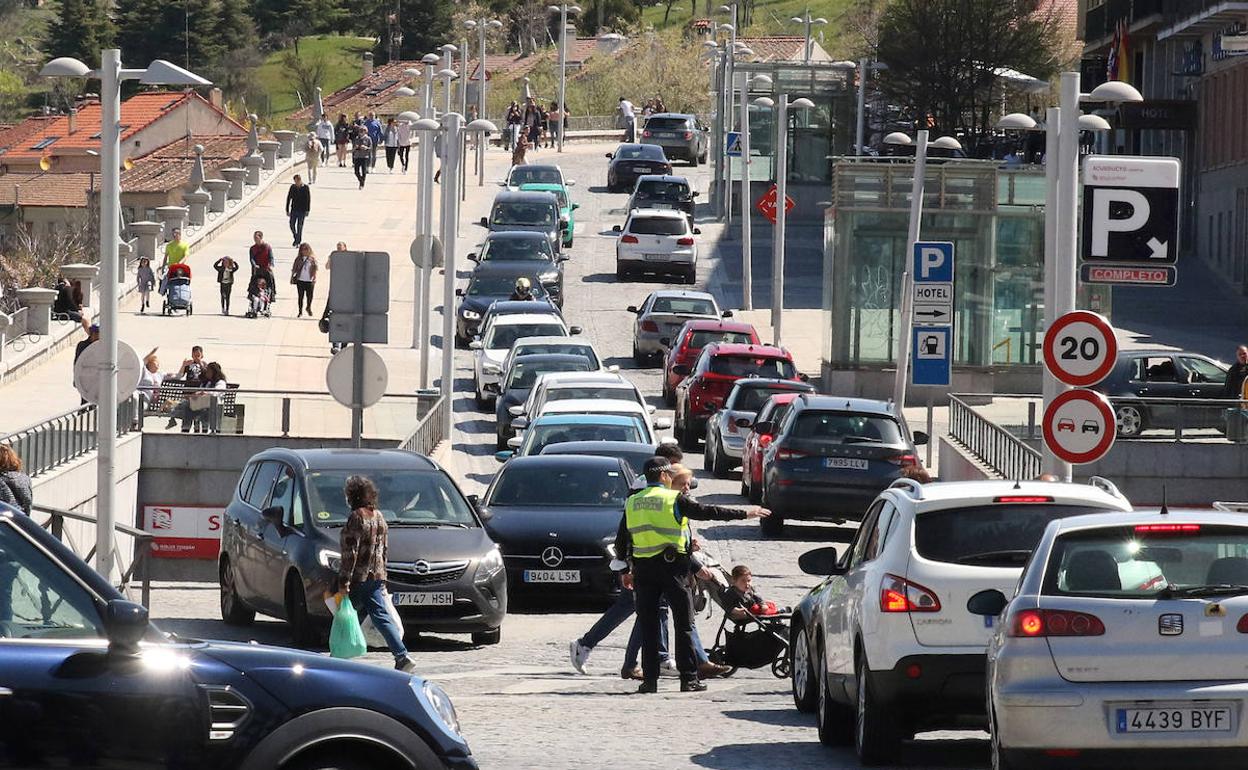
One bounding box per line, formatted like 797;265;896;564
1157;583;1248;599
842;436;885;444
955;549;1032;565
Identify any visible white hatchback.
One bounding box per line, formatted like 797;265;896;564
471;313;577;406
511;398;670;448
512;373;652;426
790;478;1132;765
613;208;700;283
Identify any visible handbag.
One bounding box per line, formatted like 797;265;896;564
329;595;368;659
187;393;212;411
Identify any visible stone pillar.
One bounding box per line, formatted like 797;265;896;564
273;130;297;158
60;263;99;307
203;179;230;212
0;313;10;362
219;168;246;200
118;240;134;279
184;189;211;226
240;154;264;186
258;140;280;170
154;205;189;241
129;221;163;263
16;288;57;335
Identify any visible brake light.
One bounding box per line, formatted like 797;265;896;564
683;131;693;140
994;496;1054;504
774;447;807;460
886;453;918;467
879;574;941;613
758;434;773;447
677;237;694;246
640;321;659;332
1236;614;1248;634
620;235;639;244
1135;524;1201;533
1009;609;1104;637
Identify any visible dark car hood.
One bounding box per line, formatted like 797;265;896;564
384;525;496;560
482;505;621;544
496;388;531;419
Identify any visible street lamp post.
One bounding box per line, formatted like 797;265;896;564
39;52;209;578
465;17;503;184
549;3;582;154
718;6;737;226
789;10;827;64
739;74;771;311
770;94;814;349
440;44;458;115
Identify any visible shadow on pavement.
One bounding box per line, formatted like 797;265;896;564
722;708;815;728
691;737;987;769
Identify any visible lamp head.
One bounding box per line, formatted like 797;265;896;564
1086;81;1143;104
438;68;458;79
413;118;441;131
883;131;913;146
39;57;91;79
464;19;477;28
702;40;719;49
466;118;498;133
749;74;773;86
397;111;421;123
996;112;1038;130
1078;114;1113;131
929;135;963;151
422;53;442;64
814;17;827;24
38;155;52;171
789;97;815;110
488;19;504;29
140;59;211;86
789;16;803;23
751;96;775;108
718;23;734;32
403;68;421;78
735;47;755;57
395;86;417;97
440;44;458;54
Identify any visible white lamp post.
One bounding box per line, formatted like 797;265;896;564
439;45;458;115
548;4;582;153
40;52;209;579
789;10;827;64
465;17;503;183
770;95;814;348
719;5;738;225
739;74;771;310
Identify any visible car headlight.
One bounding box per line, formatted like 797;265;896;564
317;548;341;571
474;547;504;583
412;679;463;738
605;542;616;559
460;309;481;320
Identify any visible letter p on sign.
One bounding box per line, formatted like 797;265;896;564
913;241;954;283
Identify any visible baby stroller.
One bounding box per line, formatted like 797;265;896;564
162;263;193;316
245;275;272;319
694;555;792;679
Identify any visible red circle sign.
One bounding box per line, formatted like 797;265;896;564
1042;389;1116;465
1043;311;1118;387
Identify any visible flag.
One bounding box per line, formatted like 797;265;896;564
1106;20;1120;80
1117;18;1131;82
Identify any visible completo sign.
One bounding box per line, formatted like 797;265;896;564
1080;264;1177;286
142;505;224;559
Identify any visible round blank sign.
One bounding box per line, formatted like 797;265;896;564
74;339;143;405
326;345;389;408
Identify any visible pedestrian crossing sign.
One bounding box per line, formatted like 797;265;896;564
726;131;742;157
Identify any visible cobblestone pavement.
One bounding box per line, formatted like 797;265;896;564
148;143;986;770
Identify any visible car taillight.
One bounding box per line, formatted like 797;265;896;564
879;574;941;613
1008;609;1104;637
758;434;773;447
1135;523;1201;533
683;131;693;140
620;235;639;244
677;237;694;246
994;496;1055;504
1236;614;1248;634
662;164;672;173
640;321;659;332
885;453;918;467
774;446;806;460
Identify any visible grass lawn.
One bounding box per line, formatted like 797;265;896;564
255;35;375;122
640;0;855;51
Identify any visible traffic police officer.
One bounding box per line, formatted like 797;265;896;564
624;458;768;693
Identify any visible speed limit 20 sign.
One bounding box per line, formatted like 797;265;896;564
1043;311;1118;387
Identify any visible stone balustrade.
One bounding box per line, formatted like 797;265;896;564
203;179;230;213
128;221;163;263
154;206;189;241
184;189;211;226
272;130;297;159
15;289;57;335
219;168;246;200
240;154;264;185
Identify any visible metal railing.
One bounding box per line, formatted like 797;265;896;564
948;394;1042;480
0;399;141;479
34;502;152;607
400;393;448;456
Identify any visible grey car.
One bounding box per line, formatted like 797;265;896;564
479;190;563;254
627;289;731;365
641;113;708;165
219;448;507;646
703;377;815;477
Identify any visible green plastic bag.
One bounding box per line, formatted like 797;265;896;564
329;595;367;659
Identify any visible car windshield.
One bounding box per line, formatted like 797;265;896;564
636;181;691;201
482;238;553;261
651;297;715;315
688;330;753;348
629;217;686;235
525;421;645;454
708;354;794;379
514;344;599;368
510;167;562;185
467;274;546;296
1043;525;1248;598
731;385;802;413
506;358;592;389
646;117;691;131
543;447;654;475
492;201;557;227
488;463;631;506
789;411;903;444
547;386;640;404
485;323;565;349
305;470;476;527
915;504;1111;567
617;145;666;161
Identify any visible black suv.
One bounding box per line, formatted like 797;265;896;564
626;174;698;222
0;504;478;769
1093;349;1230;437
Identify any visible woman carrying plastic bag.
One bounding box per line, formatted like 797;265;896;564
328;593;368;659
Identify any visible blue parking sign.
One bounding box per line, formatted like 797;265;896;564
913;241;954;283
911;326;952;387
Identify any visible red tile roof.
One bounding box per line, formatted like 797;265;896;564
736;36;813;62
0;172;95;207
0;116;60;163
120;134;250;193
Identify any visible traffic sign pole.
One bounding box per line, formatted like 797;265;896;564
772;93;788;348
891;130;928;412
738;74;752;310
1041;105;1062;478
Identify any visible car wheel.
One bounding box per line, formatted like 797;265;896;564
816;636;853;744
662;379;675;408
679;412;699;451
708;434;731;478
285;572;319;647
1115;403;1145;437
219;557;255;626
855;654;897;765
791;621;818;713
632;342;645;367
616;266;628;280
472;627;502;646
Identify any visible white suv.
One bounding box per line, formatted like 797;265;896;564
789;478;1132;765
613;208;699;283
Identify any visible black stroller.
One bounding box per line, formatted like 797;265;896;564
694;555;791;679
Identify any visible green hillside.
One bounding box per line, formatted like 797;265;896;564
640;0;855;54
254;35;375;120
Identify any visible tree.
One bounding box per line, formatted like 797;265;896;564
211;0;262;102
875;0;1064;138
252;0;346;41
280;48;329;110
575;0;640;34
345;0;453;64
45;0;114;67
115;0;225;71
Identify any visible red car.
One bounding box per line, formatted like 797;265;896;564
673;342;801;450
660;319;760;407
739;392;804;503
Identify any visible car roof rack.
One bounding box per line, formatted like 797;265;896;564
1213;501;1248;513
1087;476;1124;499
888;477;924;500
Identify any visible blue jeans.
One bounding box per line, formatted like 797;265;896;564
349;579;407;660
577;587;669;667
289;212;306;244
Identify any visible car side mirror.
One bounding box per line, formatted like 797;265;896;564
692;227;702;235
466;494;481;508
734;417;753;429
572;203;580;209
468;339;483;350
671;364;690;376
468;253;479;262
605;153;614;159
912;430;929;446
508;405;525;416
797;373;810;382
658;337;671;348
261;505;284;527
494;451;513;463
967;589;1008;617
455;288;465;297
484;382;501;395
105;599;150;655
479;217;489;227
569;326;582;335
627;305;639;313
567;180;577;187
507;436;522;449
653;417;672;430
612;225;622;233
797;547;843;576
721;310;733;317
558;254;570;261
607;364;620;373
754;420;774;435
511;416;529;430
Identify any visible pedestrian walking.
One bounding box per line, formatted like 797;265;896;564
334;114;351;167
1226;346;1248;399
624;457;768;693
315;114;334;164
304;133;322;184
291;243;318;318
618;97;635;142
351;128;372;189
135;258;155;314
504;102;521;151
383;117;400;172
213;256;239;315
336;475;417;672
249;231;276;301
397;118;412;173
162;227;189;271
523;98;542;152
0;446;32;515
365;112;383;169
547;101;562;148
286;175;311;246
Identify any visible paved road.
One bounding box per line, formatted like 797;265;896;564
149;142;985;769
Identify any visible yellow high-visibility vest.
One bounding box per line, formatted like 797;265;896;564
625;486;687;559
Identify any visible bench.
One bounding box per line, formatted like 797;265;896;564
143;380;244;434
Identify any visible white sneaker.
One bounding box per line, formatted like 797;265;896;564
569;640;591;674
660;658;679;676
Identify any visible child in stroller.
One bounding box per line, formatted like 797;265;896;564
162;262;193;315
698;560;792;678
245;275;271;319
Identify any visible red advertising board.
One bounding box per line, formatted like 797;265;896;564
142;505;223;559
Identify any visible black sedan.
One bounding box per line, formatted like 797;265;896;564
1093;348;1231;437
455;262;555;344
219;448;507;645
492;353;595;449
476;455;634;600
468;231;568;298
606;143;673;193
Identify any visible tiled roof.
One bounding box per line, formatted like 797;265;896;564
736;36;821;62
0;172;94;207
0;91;244;162
0;116;60;160
120;134;250;193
